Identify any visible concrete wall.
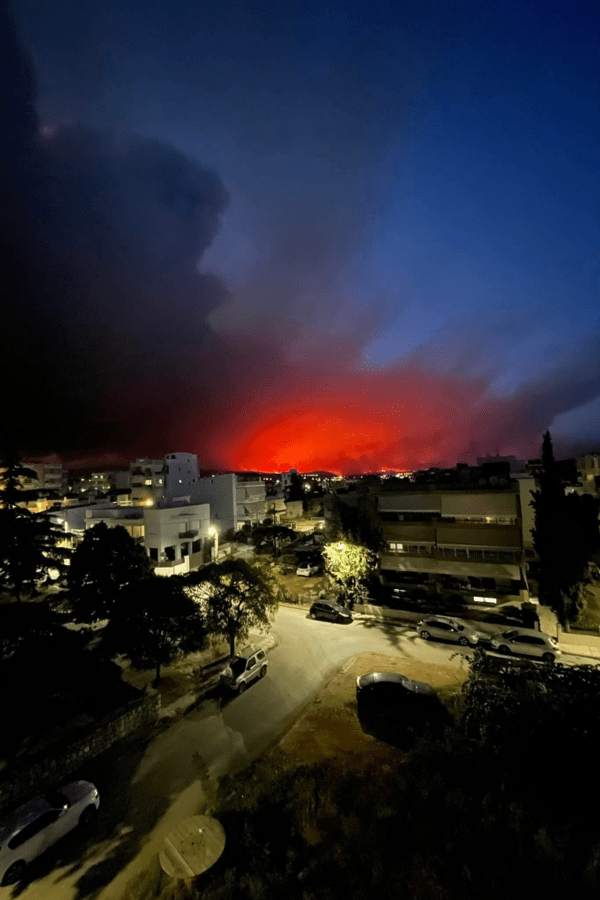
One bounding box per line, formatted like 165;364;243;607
0;691;160;814
192;473;237;532
284;500;304;520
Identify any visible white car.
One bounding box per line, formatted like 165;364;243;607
296;562;321;577
0;781;100;885
489;627;560;663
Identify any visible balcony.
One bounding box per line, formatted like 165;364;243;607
179;529;198;539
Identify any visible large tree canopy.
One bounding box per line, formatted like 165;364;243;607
102;574;208;685
322;540;377;608
0;450;69;601
531;431;600;626
184;558;280;656
65;522;153;623
326;493;382;553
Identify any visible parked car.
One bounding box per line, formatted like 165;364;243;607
418;616;482;647
0;781;99;885
356;672;450;744
220;646;268;692
296;562;321;577
481;609;525;627
489;628;560;663
309;601;353;624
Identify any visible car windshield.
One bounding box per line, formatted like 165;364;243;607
44;792;69;809
502;630;519;639
229;658;247;677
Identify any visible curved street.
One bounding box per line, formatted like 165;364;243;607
7;605;592;900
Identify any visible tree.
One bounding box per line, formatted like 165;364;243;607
102;574;208;686
322;540;377;608
0;601;70;665
326;492;383;553
65;522;153;623
184;558;280;656
0;450;70;601
531;431;600;627
252;525;296;556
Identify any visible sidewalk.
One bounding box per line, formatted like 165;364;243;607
119;633;278;725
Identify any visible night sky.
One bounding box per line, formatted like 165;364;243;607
2;0;599;473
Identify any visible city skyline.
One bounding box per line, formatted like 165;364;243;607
2;0;599;474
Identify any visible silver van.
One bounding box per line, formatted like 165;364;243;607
220;646;268;693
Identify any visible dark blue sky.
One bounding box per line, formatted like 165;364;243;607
6;0;600;470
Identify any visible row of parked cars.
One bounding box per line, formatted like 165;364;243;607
416;615;560;662
307;600;561;664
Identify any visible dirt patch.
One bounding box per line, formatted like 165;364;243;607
271;652;468;768
275;570;329;602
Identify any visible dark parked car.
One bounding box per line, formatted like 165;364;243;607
309;601;352;624
480;605;526;627
356;672;450;746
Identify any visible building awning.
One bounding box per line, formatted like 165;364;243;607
380;555;522;581
379;493;442;514
383;524;437;542
436;525;522;549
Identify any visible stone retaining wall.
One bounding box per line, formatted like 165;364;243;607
0;690;161;813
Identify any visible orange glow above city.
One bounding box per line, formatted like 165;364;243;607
206;365;524;474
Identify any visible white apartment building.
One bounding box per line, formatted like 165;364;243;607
130;458;166;505
192;473;266;533
129;453;200;505
163;452;200;501
84;505;146;543
144;500;210;573
81;498;210;573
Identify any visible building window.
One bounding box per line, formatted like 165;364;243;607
149;547;158;561
164;546;176;562
468;549;485;559
181;542;189;557
192;539;201;553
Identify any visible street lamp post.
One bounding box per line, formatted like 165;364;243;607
208;526;219;562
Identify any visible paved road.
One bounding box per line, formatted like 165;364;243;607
7;607;591;900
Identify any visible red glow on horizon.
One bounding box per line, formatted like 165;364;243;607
207;366;499;475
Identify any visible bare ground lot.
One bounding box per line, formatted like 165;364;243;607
269;652;468;769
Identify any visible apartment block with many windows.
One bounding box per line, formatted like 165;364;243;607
378;486;529;604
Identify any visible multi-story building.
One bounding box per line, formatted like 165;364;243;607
378;485;529;605
577;453;600;497
82;498;211;573
192;473;266;533
129;458;166;505
144;500;210;572
163;452;200;501
129;453;200;505
84;505;146;543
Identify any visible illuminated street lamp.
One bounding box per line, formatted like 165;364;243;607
208;525;219;562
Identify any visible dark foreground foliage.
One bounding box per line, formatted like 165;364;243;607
158;652;600;900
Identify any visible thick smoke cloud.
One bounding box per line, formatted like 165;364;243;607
1;1;232;459
2;0;598;472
